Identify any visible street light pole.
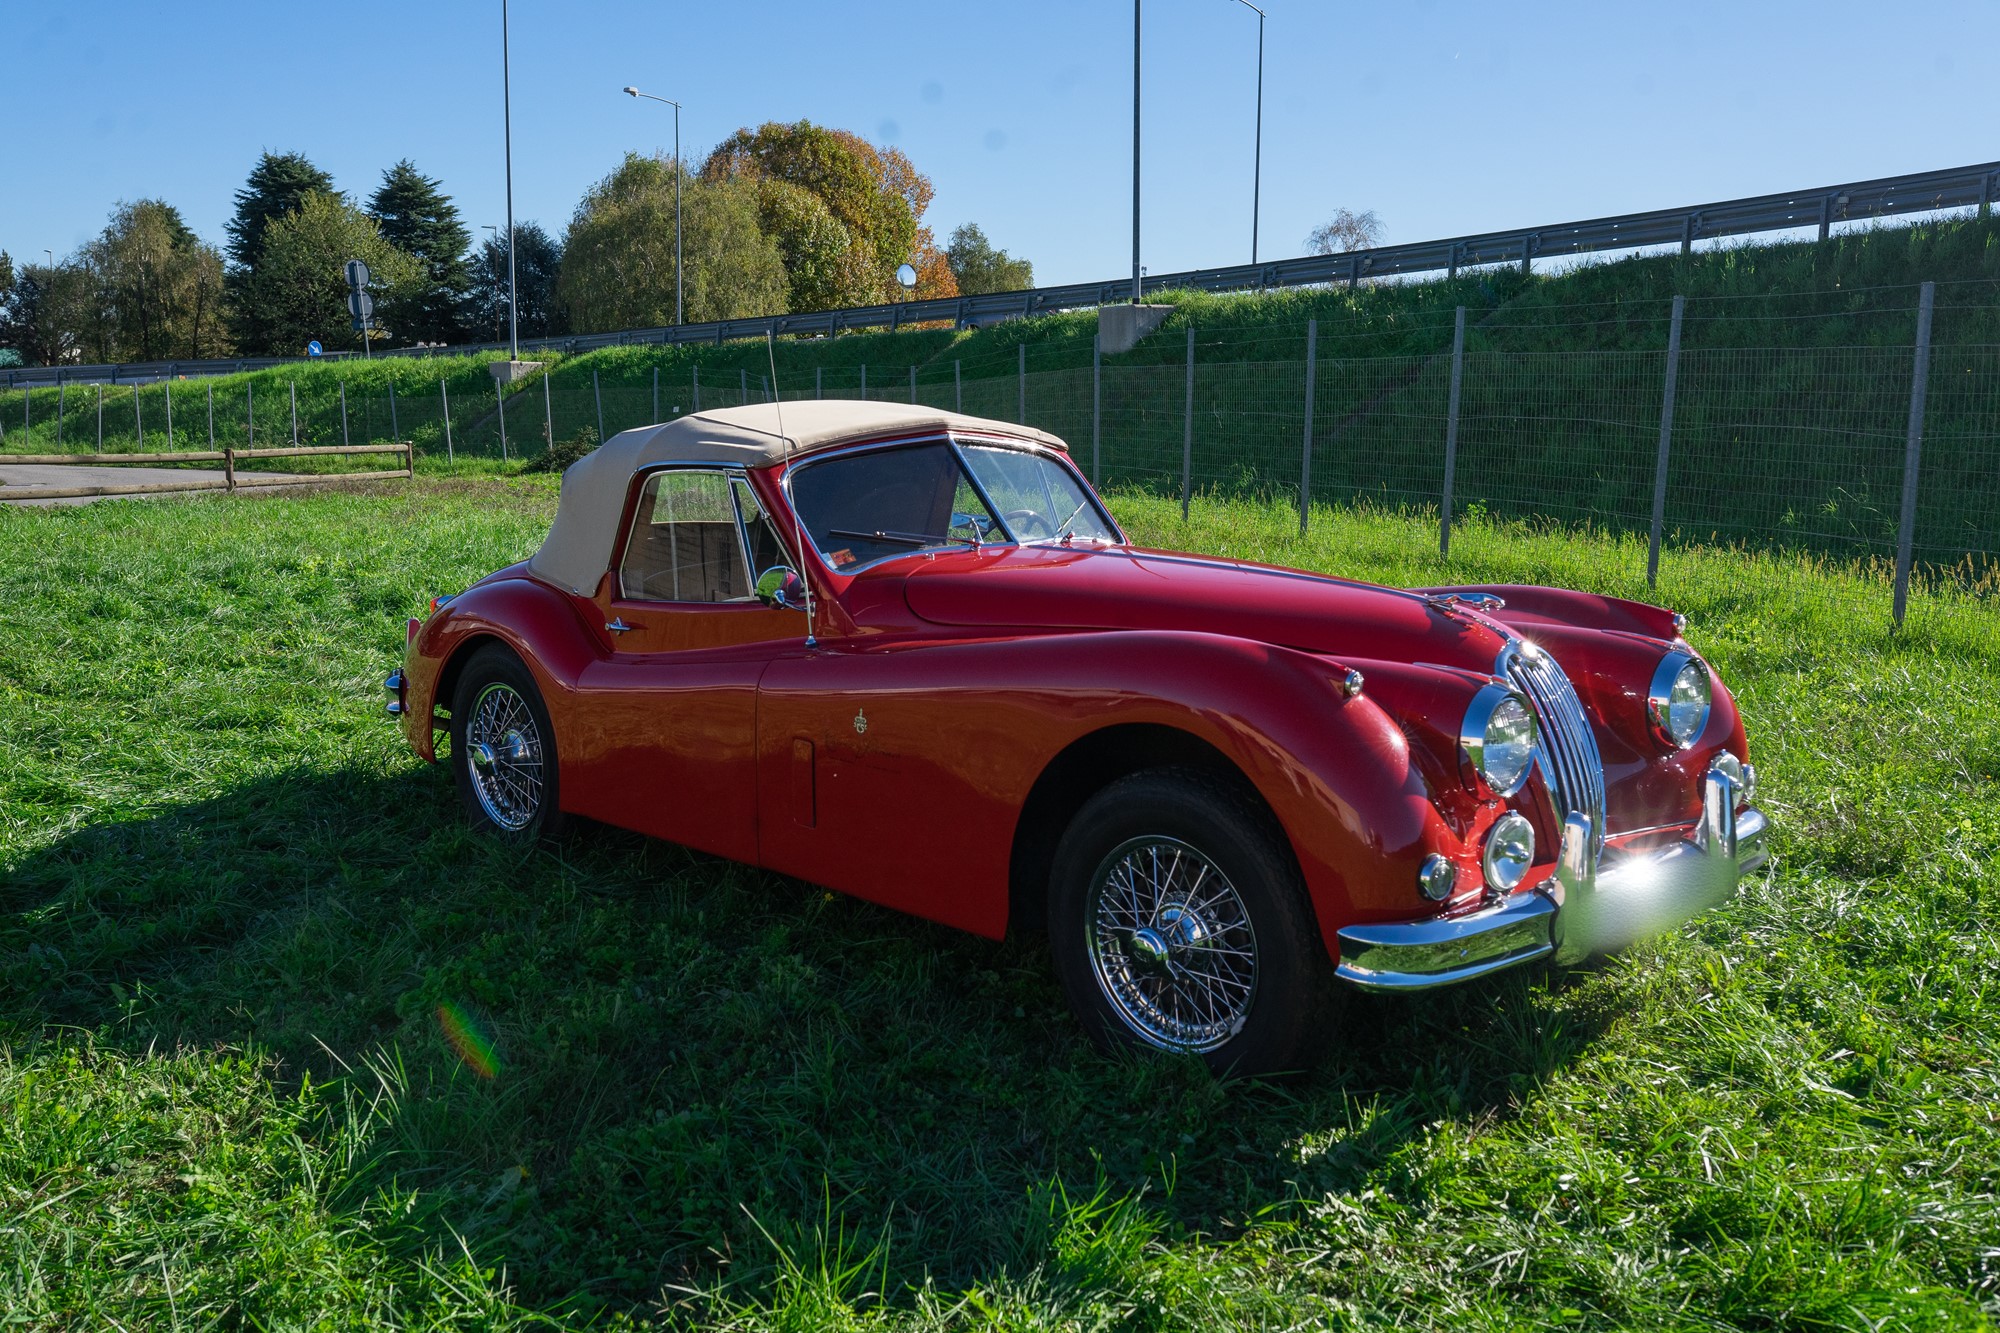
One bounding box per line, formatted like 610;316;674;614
1132;0;1142;304
501;0;519;361
1232;0;1265;266
624;87;684;326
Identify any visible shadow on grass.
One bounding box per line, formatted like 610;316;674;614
0;763;1615;1315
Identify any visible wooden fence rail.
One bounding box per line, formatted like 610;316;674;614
0;442;414;503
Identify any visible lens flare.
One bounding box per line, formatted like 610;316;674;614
436;1002;501;1079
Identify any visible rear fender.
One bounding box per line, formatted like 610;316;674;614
402;576;598;763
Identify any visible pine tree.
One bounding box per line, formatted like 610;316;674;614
224;151;336;353
368;160;474;345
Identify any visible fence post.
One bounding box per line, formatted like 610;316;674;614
860;363;867;398
97;385;104;448
740;367;748;404
340;380;350;448
163;380;172;448
955;360;962;413
652;366;659;422
1018;343;1027;423
495;378;509;460
815;366;822;400
246;382;253;448
441;379;453;463
542;372;553;449
1647;295;1685;588
206;382;214;449
1091;333;1102;486
56;383;64;446
1439;306;1466;557
692;365;700;411
594;370;605;442
761;374;769;402
289;380;298;446
909;364;917;404
389;381;399;441
1299;318;1317;535
1893;280;1937;628
1181;326;1195;521
135;383;143;448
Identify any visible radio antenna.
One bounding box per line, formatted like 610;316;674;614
768;330;816;648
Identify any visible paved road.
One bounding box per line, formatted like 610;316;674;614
0;464;309;507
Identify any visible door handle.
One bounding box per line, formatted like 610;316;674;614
605;617;633;634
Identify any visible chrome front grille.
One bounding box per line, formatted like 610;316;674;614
1502;642;1607;860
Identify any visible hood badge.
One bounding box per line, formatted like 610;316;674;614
1427;591;1506;614
853;709;869;735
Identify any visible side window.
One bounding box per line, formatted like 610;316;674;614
619;470;752;602
731;477;792;577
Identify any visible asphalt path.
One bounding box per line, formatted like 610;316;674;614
0;464;311;507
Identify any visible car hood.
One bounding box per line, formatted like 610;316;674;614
899;544;1510;673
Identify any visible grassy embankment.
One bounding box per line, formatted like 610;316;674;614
9;214;2000;565
0;476;1994;1328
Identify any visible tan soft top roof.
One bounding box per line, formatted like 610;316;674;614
526;400;1067;595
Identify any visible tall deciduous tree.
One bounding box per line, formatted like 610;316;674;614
368;160;474;345
239;191;418;356
472;221;566;343
225;151;337;352
944;223;1035;295
701;122;954;309
556;153;786;331
1;261;95;367
80;200;231;361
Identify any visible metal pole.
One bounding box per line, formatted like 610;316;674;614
389;381;399;441
163;380;172;448
496;377;509;460
859;363;866;398
692;365;700;411
652;365;659;421
1092;333;1102;486
1893;280;1937;627
1439;306;1466;557
740;367;748;404
289;380;298;446
56;382;64;445
1181;326;1195;520
340;380;350;447
1131;0;1142;304
1233;0;1265;265
594;370;604;440
441;379;454;462
954;360;962;413
816;366;822;399
909;364;917;404
1299;318;1317;534
501;0;520;361
1018;342;1026;423
543;372;553;449
206;383;214;449
1646;295;1685;588
674;100;682;326
97;385;103;448
135;382;143;447
246;382;253;448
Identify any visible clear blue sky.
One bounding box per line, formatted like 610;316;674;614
4;0;1994;285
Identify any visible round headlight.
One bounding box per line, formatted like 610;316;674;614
1461;684;1539;797
1647;652;1711;749
1482;812;1536;894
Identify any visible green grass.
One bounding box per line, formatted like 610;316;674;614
1;479;1997;1329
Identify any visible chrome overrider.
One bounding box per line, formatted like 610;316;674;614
1334;760;1769;991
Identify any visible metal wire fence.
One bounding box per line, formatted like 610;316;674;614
5;281;1997;636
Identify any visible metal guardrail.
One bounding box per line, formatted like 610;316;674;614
9;158;1998;389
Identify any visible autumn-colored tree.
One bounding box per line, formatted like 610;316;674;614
701;121;955;309
80;200;231;361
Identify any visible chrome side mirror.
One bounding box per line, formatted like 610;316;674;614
756;566;804;610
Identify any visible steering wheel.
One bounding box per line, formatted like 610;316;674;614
1005;508;1055;539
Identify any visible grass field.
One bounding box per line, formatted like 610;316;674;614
1;477;1997;1329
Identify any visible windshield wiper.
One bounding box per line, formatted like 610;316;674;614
829;527;975;548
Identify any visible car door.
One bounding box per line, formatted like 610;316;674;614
570;467;806;864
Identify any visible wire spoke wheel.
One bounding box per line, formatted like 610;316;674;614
464;681;544;831
1085;835;1259;1053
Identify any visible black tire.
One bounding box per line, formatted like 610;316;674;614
1048;767;1334;1077
449;645;566;843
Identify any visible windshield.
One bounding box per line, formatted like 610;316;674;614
789;440;1117;573
958;444;1118;545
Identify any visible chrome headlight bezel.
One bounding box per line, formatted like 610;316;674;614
1460;683;1540;798
1647;651;1712;749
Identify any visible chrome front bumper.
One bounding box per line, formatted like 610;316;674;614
1335;763;1769;992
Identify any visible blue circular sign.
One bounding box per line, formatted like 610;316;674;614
307;340;324;357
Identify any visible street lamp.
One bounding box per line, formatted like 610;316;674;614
624;86;684;326
500;0;519;361
1230;0;1265;266
1132;0;1142;304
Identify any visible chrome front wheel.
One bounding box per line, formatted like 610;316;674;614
1085;836;1259;1053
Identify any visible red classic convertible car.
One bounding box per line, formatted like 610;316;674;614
388;401;1766;1074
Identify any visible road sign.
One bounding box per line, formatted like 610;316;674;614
344;259;371;290
307;340;324;357
348;290;375;321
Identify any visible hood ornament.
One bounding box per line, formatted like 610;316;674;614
853;709;869;735
1426;591;1506;614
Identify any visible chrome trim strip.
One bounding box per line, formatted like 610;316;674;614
1500;641;1607;861
1335;890;1558;991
